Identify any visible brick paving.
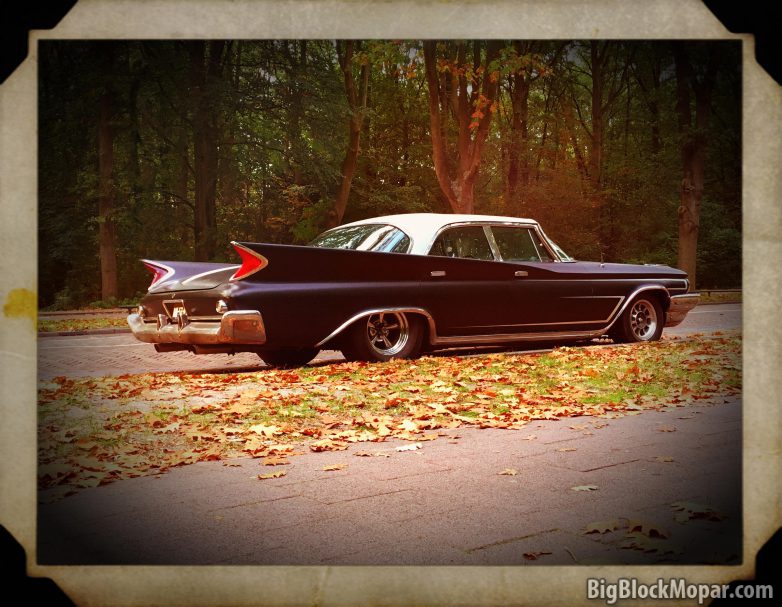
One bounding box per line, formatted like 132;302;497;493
37;304;740;379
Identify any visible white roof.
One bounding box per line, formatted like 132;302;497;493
340;213;539;254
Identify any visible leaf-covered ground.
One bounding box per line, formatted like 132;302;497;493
38;334;741;499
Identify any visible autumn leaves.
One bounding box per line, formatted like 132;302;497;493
38;335;741;499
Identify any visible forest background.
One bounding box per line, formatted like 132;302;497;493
38;39;741;308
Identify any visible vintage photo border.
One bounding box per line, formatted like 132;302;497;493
1;0;779;604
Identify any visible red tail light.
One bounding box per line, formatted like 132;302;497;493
142;260;174;290
230;242;268;281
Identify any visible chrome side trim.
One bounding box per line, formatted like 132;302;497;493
180;265;240;286
483;225;502;261
431;328;606;346
315;307;436;348
665;293;700;327
455;296;625;330
318;285;675;350
128;310;266;345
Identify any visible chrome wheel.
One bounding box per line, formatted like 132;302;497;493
366;312;409;356
629;299;658;341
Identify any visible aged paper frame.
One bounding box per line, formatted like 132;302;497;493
1;0;779;604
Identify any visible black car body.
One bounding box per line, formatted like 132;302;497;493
128;213;699;367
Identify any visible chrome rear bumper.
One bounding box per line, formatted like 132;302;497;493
665;293;700;327
127;310;267;345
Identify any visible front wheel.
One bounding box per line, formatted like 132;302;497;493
612;296;664;343
259;348;319;368
341;312;424;362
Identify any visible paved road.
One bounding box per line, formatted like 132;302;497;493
37;303;740;379
38;397;741;565
36;304;743;568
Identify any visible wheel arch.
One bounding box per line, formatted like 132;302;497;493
315;307;437;349
602;285;671;334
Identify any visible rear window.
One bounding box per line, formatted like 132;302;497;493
309;224;411;253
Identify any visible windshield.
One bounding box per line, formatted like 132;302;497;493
537;227;574;261
309;223;411;253
549;240;574;262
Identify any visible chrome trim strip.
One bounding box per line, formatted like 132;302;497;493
128;310;266;345
229;242;269;281
483;225;502;261
664;293;700;327
180;265;240;286
454;296;625;330
315;307;436;348
431;328;606;346
319;285;675;350
142;260;176;292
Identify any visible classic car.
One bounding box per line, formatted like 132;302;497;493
128;213;699;367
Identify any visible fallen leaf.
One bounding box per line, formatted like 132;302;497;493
657;425;676;433
257;471;286;480
571;485;599;492
499;468;518;476
653;456;675;463
353;451;390;458
584;519;625;534
671;501;727;523
627;520;670;539
310;439;348;452
556;447;577;452
523;551;552;560
249;424;281;437
323;464;347;471
619;533;680;555
262;456;290;466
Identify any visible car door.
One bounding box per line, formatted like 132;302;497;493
488;225;608;332
419;224;512;337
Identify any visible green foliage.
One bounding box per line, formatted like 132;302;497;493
38;40;741;307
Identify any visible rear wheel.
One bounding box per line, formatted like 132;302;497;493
612;296;664;343
341;311;424;362
259;348;319;368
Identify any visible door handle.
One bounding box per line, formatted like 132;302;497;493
430;270;446;277
514;270;528;277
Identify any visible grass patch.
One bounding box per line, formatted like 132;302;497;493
39;317;129;333
699;291;741;304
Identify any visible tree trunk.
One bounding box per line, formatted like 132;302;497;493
506;72;530;215
98;86;118;300
328;41;369;228
424;40;501;214
673;43;717;290
588;42;604;191
189;41;224;261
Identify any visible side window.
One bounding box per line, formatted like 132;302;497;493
429;226;494;260
492;226;553;262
